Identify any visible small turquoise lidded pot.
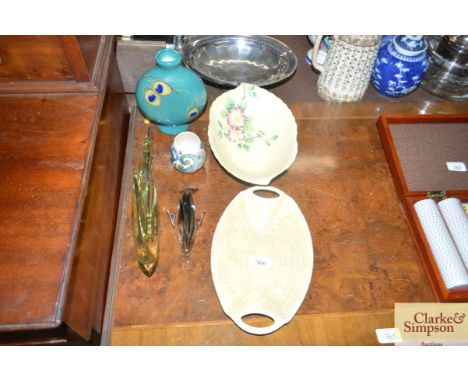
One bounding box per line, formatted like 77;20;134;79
135;48;207;135
170;131;206;173
372;35;429;98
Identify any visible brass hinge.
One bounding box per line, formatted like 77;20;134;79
427;191;446;200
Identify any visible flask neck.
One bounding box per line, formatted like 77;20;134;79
155;48;182;69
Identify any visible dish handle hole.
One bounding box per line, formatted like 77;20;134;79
253;189;280;199
241;314;275;327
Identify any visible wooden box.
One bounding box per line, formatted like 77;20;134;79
0;36;103;93
116;38;166;94
377;114;468;302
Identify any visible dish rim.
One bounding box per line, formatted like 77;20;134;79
182;35;298;87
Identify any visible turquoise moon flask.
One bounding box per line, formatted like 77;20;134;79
135;48;207;135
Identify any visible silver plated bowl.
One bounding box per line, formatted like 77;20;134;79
182;36;297;87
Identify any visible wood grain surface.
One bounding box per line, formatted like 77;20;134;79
0;36;74;81
111;309;394;346
104;98;468;345
0;37;124;343
0;95;100;330
0;36;110;94
62;54;130;340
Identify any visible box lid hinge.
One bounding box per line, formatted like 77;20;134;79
427;191;446;200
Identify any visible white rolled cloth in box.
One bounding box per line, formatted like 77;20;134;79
414;198;468;290
438;198;468;268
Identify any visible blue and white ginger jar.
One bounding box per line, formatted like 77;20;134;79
380;35;395;46
371;35;429;98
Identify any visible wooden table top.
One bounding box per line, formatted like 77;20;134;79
104;98;468;345
0;95;100;331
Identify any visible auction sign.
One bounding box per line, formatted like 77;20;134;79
395;303;468;346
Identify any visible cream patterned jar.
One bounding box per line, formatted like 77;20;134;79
312;35;381;102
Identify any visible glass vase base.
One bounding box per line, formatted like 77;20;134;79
157;123;190;135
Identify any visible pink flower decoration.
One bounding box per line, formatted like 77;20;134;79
227;108;246;130
227;126;246;143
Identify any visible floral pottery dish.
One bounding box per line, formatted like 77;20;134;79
208;83;298;185
170;131;206;173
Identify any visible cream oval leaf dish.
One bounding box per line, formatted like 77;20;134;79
211;186;314;335
208;83;298;185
